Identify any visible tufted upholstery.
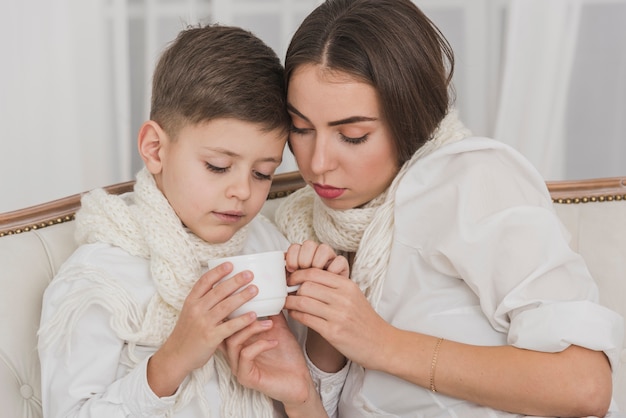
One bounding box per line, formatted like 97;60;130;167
0;172;624;416
550;178;626;409
0;220;75;418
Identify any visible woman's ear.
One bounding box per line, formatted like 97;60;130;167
137;120;167;174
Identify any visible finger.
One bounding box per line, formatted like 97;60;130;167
226;319;274;351
266;312;288;328
310;243;338;270
238;339;280;376
211;310;258;343
284;291;335;322
285;243;302;273
286;306;330;339
288;268;343;289
325;255;350;277
188;262;234;300
209;269;254;298
223;319;273;374
209;282;258;320
298;240;320;269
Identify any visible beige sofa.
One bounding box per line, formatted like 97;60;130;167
1;171;624;416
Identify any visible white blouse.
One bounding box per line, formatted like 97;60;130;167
337;137;624;417
39;216;346;418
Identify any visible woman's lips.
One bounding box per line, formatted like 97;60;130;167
313;183;345;199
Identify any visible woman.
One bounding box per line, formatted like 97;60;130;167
276;0;624;416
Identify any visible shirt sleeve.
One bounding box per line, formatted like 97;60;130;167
285;314;348;418
39;263;179;418
305;354;349;418
398;140;624;372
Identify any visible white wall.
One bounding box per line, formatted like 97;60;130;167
1;0;625;213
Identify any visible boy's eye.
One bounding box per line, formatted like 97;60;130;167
253;170;272;181
206;163;228;173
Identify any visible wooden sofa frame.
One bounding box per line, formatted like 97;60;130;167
0;171;307;237
2;172;625;237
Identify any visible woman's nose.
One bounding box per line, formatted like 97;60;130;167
309;136;336;175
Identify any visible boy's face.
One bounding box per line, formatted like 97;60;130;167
151;118;286;244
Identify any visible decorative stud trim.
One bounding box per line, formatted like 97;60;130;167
553;194;626;204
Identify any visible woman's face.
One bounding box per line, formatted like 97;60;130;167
287;64;399;210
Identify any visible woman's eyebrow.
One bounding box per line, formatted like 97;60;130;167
287;103;378;127
287;103;310;123
327;116;378;127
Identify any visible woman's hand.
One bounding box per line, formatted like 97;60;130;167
285;259;392;371
284;240;349;278
221;313;329;417
147;262;260;397
288;264;614;417
285;241;349;372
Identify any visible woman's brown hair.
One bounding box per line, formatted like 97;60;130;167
285;0;455;165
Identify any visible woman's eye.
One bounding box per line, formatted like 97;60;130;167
206;163;228;173
290;125;311;135
340;133;369;144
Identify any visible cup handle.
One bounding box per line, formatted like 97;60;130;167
286;284;301;293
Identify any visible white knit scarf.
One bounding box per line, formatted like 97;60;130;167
275;109;471;309
39;167;275;417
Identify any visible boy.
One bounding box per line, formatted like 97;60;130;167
38;24;340;418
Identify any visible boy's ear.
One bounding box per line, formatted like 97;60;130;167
138;120;167;174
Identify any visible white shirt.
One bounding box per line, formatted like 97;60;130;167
39;216;347;418
337;137;624;417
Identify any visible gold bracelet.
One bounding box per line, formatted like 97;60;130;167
429;337;444;392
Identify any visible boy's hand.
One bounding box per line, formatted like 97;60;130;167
147;262;260;397
221;313;328;417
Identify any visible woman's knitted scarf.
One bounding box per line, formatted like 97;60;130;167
39;167;275;417
275;109;471;309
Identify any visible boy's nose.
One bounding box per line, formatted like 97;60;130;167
226;174;252;200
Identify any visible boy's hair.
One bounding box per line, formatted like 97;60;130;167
150;24;289;139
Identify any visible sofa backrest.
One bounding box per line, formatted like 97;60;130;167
549;178;626;410
0;172;624;416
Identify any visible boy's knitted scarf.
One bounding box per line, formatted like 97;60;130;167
39;167;275;417
275;109;471;310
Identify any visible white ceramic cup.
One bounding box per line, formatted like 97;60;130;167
207;250;300;318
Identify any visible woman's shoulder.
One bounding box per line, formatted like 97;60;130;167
395;136;553;214
424;136;532;168
402;136;548;195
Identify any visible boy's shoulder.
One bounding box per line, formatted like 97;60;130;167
243;215;290;254
49;242;153;298
65;242;146;270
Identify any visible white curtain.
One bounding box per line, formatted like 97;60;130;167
2;0;625;214
0;0;118;213
495;0;626;180
563;0;626;179
495;0;582;180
